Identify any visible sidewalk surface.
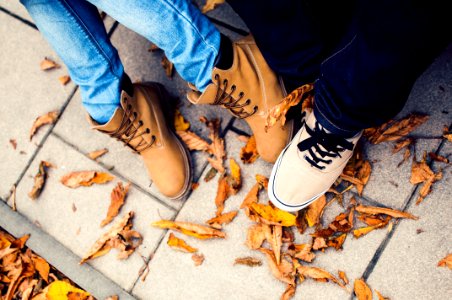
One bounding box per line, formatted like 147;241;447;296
1;1;451;299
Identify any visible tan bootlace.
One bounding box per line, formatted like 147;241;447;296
212;74;258;119
110;100;155;153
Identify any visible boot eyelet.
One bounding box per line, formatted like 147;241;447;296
223;79;228;85
133;112;138;117
146;128;151;133
253;105;258;112
231;84;236;90
245;99;251;105
239;92;244;97
127;104;132;109
214;74;219;80
139;120;144;125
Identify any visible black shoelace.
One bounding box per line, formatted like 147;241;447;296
297;120;354;170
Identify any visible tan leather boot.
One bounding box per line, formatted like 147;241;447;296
88;82;192;200
187;35;293;163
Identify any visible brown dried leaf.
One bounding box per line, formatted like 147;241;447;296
291;244;315;262
265;83;314;131
58;75;71;85
369;114;429;144
87;148;108;160
206;210;238;228
444;133;452;142
9;139;17;150
215;175;231;216
192;253;205;266
30;111;59;140
410;157;434;184
416;171;442;205
280;284;296;300
40;57;60;70
204;167;218;182
338;270;349;285
60;171;114;188
305;195;327;227
148;44;160;52
201;0;225;13
375;290;390;300
167;233;198;253
240;183;259;209
312;237;328;251
271;225;283;265
161;55;173;78
105;296;119;300
353;216;391;238
327;233;347;250
234;257;262;267
28;161;53;200
249;203;297;226
428;152;449;163
354;279;372;300
246;223;266;250
229;158;242;193
177;130;211;152
437;253;452;269
398;147;412;167
101;182;131;227
174;109;190;131
355;204;418;220
31;254;50;282
296;264;344;287
240;135;259;164
151;220;226;239
259;248;295;285
392;138;413;153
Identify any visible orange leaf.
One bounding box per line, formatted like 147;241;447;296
265;83;314;131
60;171;114;188
161;55;173;78
173;109;190;132
290;244;315;262
101;182;131;227
240;183;259;209
177;130;211;153
30;111;59;140
245;223;266;250
392;138;413;153
281;284;296;300
355;204;418;220
167;233;198;253
259;248;295;285
58;75;71;85
87;148;108;160
40;57;60;70
438;253;452;269
240;135;259;164
368;114;429;144
205;210;238;228
305;195;327;227
192;253;205;266
428;152;449;163
249;203;297;226
327;233;347;250
354;279;372;300
255;174;269;190
28;161;54;199
296;264;344;287
338;270;349;285
215;175;231;216
410;158;434;184
151;220;226;239
234;257;262;267
375;290;390;300
201;0;225;13
31;254;50;282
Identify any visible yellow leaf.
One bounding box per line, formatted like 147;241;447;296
174;109;190;131
46;280;90;300
151;220;226;239
240;135;259;164
354;279;372;300
249;203;297;226
305;195;327;227
229;158;242;192
167;233;198;253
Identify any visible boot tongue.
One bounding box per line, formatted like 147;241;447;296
187;83;218;105
91;106;125;132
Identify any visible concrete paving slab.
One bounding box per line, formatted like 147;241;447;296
12;134;176;291
366;141;452;300
0;12;74;199
131;132;390;299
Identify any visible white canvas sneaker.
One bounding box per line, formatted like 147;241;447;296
268;110;362;212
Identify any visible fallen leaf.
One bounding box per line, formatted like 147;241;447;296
240;183;259;209
30;111;59;140
270;225;283;265
206;210;238;228
305;195;327;227
353;218;390;238
174;109;190;131
31;254;50;282
249;203;297;226
312;237;328;251
9;139;17;150
234;257;262;267
204;167;218;182
444;133;452;142
428;152;449;163
327;233;347;250
367;114;429;144
338;270;349;285
240;135;259;164
416;171;442;205
192;253;205;266
437;253;452;269
375;290;390;300
398;147;412;167
46;281;90;300
392;138;413;153
87;148;108;160
101;182;131;227
40;57;60;70
355;204;418;220
81;211;142;263
295;264;344;287
105;296;119;300
201;0;225;13
177;130;211;152
28;161;54;200
354;278;372;300
246;223;266;250
161;55;173;78
215;175;231;216
265;83;314;131
151;220;226;239
256;174;269;190
280;284;296;300
410;156;434;184
58;75;71;85
61;171;114;188
236;135;249;143
228;158;242;193
259;248;295;285
191;182;199;191
167;233;198;253
289;244;315;262
203;117;225;173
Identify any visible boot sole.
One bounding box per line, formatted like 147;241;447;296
141;82;193;201
268;142;327;212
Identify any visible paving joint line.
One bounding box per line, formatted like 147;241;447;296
0;5;37;30
50;131;177;212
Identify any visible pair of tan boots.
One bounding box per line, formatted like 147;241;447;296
89;36;291;200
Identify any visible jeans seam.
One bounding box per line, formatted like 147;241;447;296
60;0;122;82
161;0;219;56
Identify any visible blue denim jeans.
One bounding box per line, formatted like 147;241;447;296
20;0;221;124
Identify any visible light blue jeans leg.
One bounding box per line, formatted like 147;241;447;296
20;0;221;124
87;0;221;91
21;0;124;124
